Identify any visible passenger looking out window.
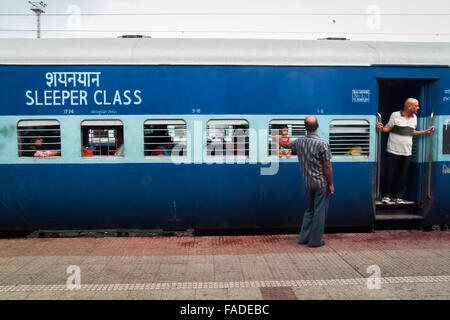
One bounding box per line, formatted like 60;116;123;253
276;125;293;158
144;120;186;158
17;120;61;158
26;137;61;157
151;132;174;156
268;120;306;157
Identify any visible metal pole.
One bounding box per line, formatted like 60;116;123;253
36;12;41;38
29;1;46;39
427;112;434;199
376;113;382;200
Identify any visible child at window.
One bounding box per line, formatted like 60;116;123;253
277;126;292;158
26;137;60;157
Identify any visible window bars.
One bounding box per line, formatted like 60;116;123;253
81;120;124;157
329;120;370;157
144;120;187;157
206;120;249;157
268;120;306;156
17;120;61;157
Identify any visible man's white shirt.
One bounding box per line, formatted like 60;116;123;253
385;111;417;156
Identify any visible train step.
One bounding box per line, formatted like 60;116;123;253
374;212;424;230
375;200;416;206
375;198;423;223
375;214;423;221
375;200;418;215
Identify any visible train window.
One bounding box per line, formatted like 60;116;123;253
17;120;61;158
443;124;450;154
81;120;124;157
144;120;187;157
329;120;370;157
268;120;306;156
206;120;249;157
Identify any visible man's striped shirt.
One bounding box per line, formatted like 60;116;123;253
288;133;332;189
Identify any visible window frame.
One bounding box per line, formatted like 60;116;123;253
143;119;188;159
443;123;450;155
80;120;124;158
268;119;306;157
205;119;250;161
329;119;370;158
17;119;62;159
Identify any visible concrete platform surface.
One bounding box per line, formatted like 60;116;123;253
0;230;449;300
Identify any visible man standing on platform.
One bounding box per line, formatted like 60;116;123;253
278;116;334;248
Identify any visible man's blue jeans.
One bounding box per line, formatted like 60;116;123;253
299;186;331;246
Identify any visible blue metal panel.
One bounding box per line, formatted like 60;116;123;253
0;162;374;231
373;67;443;80
423;162;450;225
2;65;449;117
0;65;379;116
1;63;449;231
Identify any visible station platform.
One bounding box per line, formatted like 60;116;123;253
0;230;449;300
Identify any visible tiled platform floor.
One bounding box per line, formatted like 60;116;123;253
0;230;449;300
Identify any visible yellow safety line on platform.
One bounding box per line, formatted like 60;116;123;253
1;275;449;292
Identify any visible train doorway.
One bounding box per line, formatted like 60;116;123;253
375;78;436;226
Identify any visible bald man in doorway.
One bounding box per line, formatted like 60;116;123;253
377;98;434;204
278;116;334;248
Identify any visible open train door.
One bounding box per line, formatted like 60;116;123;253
375;78;439;228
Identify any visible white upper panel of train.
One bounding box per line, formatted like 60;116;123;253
0;38;449;66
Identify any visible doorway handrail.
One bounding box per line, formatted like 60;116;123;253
427;112;434;199
376;113;382;200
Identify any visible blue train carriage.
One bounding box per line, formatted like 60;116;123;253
0;38;449;233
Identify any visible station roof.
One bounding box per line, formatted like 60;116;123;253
1;38;449;66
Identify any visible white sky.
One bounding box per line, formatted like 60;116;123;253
1;0;450;41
